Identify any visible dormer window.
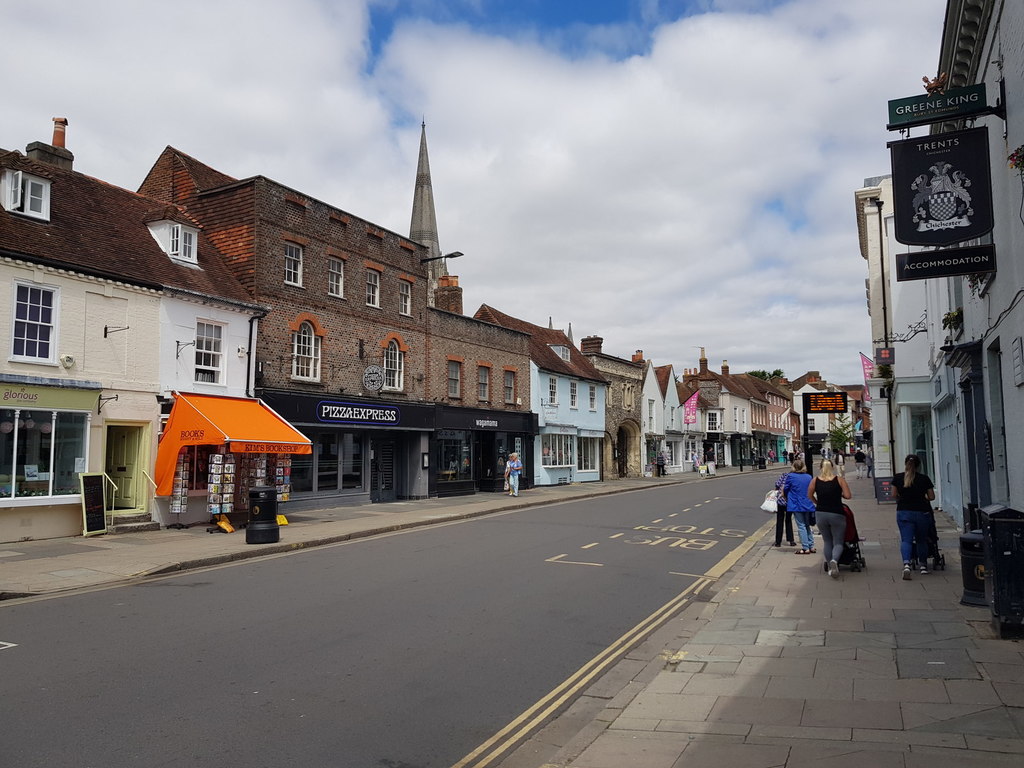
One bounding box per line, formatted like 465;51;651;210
550;344;571;361
2;169;51;221
169;224;196;264
148;220;198;265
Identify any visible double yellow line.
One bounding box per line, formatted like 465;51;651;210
451;575;714;768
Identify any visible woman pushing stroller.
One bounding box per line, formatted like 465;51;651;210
809;459;852;579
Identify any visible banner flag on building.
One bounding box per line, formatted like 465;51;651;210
860;353;874;403
889;127;993;247
683;390;699;424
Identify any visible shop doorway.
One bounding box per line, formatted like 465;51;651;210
105;425;142;510
370;440;396;502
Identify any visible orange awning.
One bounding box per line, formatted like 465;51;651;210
155;392;312;496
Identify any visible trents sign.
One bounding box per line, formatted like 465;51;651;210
803;392;849;414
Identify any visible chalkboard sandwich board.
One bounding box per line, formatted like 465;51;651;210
79;473;108;536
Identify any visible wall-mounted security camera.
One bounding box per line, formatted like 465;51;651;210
59;354;75;369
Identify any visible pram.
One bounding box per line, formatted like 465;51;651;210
911;508;946;571
837;503;866;572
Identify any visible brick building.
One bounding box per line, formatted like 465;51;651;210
138;130;534;503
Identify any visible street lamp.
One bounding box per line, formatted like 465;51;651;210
420;250;464;263
870;197;896;499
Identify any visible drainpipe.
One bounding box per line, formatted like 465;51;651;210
246;310;267;398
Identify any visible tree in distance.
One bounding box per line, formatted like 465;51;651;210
746;369;785;381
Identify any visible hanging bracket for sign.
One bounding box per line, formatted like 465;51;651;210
98;394;119;413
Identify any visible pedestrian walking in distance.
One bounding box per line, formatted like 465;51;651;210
504;452;523;497
854;448;867;479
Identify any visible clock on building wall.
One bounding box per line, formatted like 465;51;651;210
362;365;384;392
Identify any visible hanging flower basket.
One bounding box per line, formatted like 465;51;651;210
1009;145;1024;171
942;308;963;331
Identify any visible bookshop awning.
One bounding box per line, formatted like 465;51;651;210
155;392;312;495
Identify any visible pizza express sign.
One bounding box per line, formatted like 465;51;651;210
317;400;400;426
889;127;993;247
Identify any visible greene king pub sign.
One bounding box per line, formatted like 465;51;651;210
889;127;993;247
887;84;988;129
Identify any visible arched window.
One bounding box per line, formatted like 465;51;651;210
384;339;403;390
292;321;321;381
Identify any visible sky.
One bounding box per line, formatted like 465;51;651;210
4;0;947;385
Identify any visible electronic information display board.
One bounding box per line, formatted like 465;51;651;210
802;391;849;414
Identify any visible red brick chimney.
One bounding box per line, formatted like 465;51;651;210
581;335;603;355
26;117;74;170
434;275;463;315
52;117;68;148
632;350;644;363
699;347;708;374
721;360;730;376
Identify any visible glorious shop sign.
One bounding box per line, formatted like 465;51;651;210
889;127;994;248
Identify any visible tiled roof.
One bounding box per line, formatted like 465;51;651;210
137;146;239;202
734;373;789;402
0;148;254;306
474;304;607;383
654;364;674;396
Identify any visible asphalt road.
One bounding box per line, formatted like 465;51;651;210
0;472;773;768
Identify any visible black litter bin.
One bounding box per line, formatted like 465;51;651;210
959;530;986;606
246;486;280;544
981;504;1024;635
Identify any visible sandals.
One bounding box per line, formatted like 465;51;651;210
795;548;817;555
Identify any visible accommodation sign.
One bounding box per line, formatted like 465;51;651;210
887;84;988;129
895;243;996;281
889;127;993;247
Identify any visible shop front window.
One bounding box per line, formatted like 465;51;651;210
291;431;363;494
541;433;574;467
341;433;363;489
577;437;600;471
437;430;472;482
0;409;88;498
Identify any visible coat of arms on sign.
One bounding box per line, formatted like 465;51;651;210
910;161;974;233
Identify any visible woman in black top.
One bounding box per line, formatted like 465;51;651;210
809;459;852;578
892;454;935;579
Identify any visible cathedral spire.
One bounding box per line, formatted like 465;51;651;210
410;121;447;305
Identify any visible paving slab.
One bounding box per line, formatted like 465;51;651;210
896;648;980;679
706;696;805;727
763;676;853;701
667;741;791;768
801;699;902;729
901;702;1016;736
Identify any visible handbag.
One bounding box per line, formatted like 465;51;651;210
503;479;510;491
760;490;779;512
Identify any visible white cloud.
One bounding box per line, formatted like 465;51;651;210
3;0;946;383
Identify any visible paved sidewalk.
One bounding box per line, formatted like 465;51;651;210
510;472;1024;768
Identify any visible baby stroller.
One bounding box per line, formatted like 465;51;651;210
837;503;866;572
911;508;946;571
